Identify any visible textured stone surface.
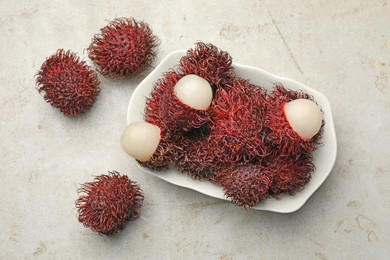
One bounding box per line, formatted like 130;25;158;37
1;0;389;259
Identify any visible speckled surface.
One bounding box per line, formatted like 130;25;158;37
1;1;389;259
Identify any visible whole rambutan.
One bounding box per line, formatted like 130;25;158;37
209;78;271;164
265;152;315;196
175;127;217;180
88;17;158;78
263;83;324;158
215;164;272;208
177;42;236;88
35;49;100;116
75;171;144;236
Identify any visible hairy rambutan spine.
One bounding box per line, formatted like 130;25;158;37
215;164;272;208
209;78;271;164
177;42;236;88
75;171;144;236
175;126;217;180
265;152;315;196
35;49;100;116
137;128;177;171
88;17;158;78
263;83;324;157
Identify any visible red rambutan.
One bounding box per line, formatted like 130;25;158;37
120;121;177;171
177;42;236;88
88;17;158;78
215;164;272;208
263;83;324;157
175;127;217;180
75;171;144;236
265;152;315;196
35;49;100;116
144;71;211;132
209;78;271;164
137;129;178;171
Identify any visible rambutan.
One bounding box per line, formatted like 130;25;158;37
88;17;158;78
75;171;144;236
144;71;211;132
121;121;177;171
265;152;315;196
209;78;271;164
175;126;217;180
35;49;100;116
137;129;178;171
215;164;272;208
177;42;236;88
263;83;324;158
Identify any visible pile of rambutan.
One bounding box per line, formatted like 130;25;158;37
121;42;325;208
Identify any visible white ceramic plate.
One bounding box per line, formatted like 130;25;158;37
127;50;337;213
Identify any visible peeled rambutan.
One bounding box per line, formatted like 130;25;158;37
120;121;177;171
209;78;271;164
265;152;315;196
263;83;324;158
144;71;211;132
177;42;236;88
35;49;100;116
88;17;158;78
137;128;178;171
215;164;272;208
75;171;144;236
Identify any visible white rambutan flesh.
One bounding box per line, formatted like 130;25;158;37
120;122;161;162
174;74;212;110
284;99;322;139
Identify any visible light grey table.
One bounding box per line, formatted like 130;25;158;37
1;1;389;259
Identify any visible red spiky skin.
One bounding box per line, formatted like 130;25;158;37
88;17;158;78
176;139;216;180
175;125;217;180
265;152;315;196
263;83;324;158
35;49;100;116
214;164;272;208
177;42;236;88
209;78;272;164
75;171;144;236
144;71;175;129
